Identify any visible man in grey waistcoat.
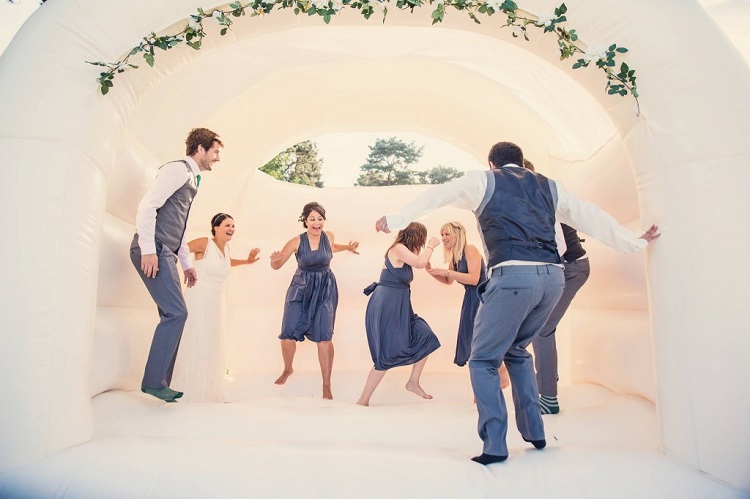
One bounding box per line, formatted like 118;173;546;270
375;141;659;463
130;128;223;402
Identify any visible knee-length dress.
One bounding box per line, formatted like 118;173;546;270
279;231;338;342
453;250;487;366
364;257;440;371
173;238;232;402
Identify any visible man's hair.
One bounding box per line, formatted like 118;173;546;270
487;142;523;168
522;159;535;172
186;128;223;156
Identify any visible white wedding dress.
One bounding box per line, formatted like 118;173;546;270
172;239;232;402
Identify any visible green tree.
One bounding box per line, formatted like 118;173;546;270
260;140;324;188
418;165;465;184
356;137;423;186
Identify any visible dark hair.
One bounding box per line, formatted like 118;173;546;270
488;142;523;169
186;128;224;156
387;222;427;256
298;202;326;228
522;159;535;172
210;212;233;236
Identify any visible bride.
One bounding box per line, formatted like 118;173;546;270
172;212;260;402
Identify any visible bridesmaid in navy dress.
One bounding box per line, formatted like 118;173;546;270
357;222;441;406
270;202;359;400
426;221;509;389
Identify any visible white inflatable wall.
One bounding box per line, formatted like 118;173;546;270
0;0;748;490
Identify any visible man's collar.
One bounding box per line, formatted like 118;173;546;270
184;156;201;175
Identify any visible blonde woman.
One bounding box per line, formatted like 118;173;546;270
426;221;509;389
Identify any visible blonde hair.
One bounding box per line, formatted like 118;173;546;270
440;221;467;267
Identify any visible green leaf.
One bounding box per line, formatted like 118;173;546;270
616;47;628;53
323;13;331;23
620;62;629;74
609;43;616;51
220;27;228;35
144;53;155;67
101;85;109;96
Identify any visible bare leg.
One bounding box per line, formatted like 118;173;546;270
317;340;334;399
405;356;433;399
356;368;387;406
499;362;510;390
274;339;296;384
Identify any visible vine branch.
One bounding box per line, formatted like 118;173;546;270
86;1;640;114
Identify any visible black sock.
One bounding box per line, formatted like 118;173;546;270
471;453;508;465
522;436;546;449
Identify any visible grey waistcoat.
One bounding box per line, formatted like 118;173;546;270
154;160;198;253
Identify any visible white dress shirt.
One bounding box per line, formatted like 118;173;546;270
386;166;646;270
136;156;201;271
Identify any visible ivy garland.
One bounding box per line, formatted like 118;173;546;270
86;1;640;114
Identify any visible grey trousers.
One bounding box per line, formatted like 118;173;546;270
130;235;188;389
532;258;590;397
469;265;564;456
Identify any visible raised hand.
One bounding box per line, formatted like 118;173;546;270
269;250;283;264
348;241;360;254
375;216;390;233
427;236;440;249
639;224;661;243
247;247;261;264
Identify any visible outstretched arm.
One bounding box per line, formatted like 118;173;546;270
426;260;453;285
327;231;360;254
390;237;440;269
231;247;261;267
375;171;487;232
269;236;300;270
554;180;660;254
427;244;483;286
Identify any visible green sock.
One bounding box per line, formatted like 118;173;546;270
540;395;559;414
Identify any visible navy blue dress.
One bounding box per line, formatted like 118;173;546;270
364;257;441;371
453;250;486;366
279;232;338;342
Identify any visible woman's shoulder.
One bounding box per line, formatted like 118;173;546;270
465;244;482;258
188;237;209;251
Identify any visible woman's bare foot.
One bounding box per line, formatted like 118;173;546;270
405;381;433;399
274;369;293;385
323;385;333;400
356;399;369;406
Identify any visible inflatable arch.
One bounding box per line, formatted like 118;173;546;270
0;0;748;494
